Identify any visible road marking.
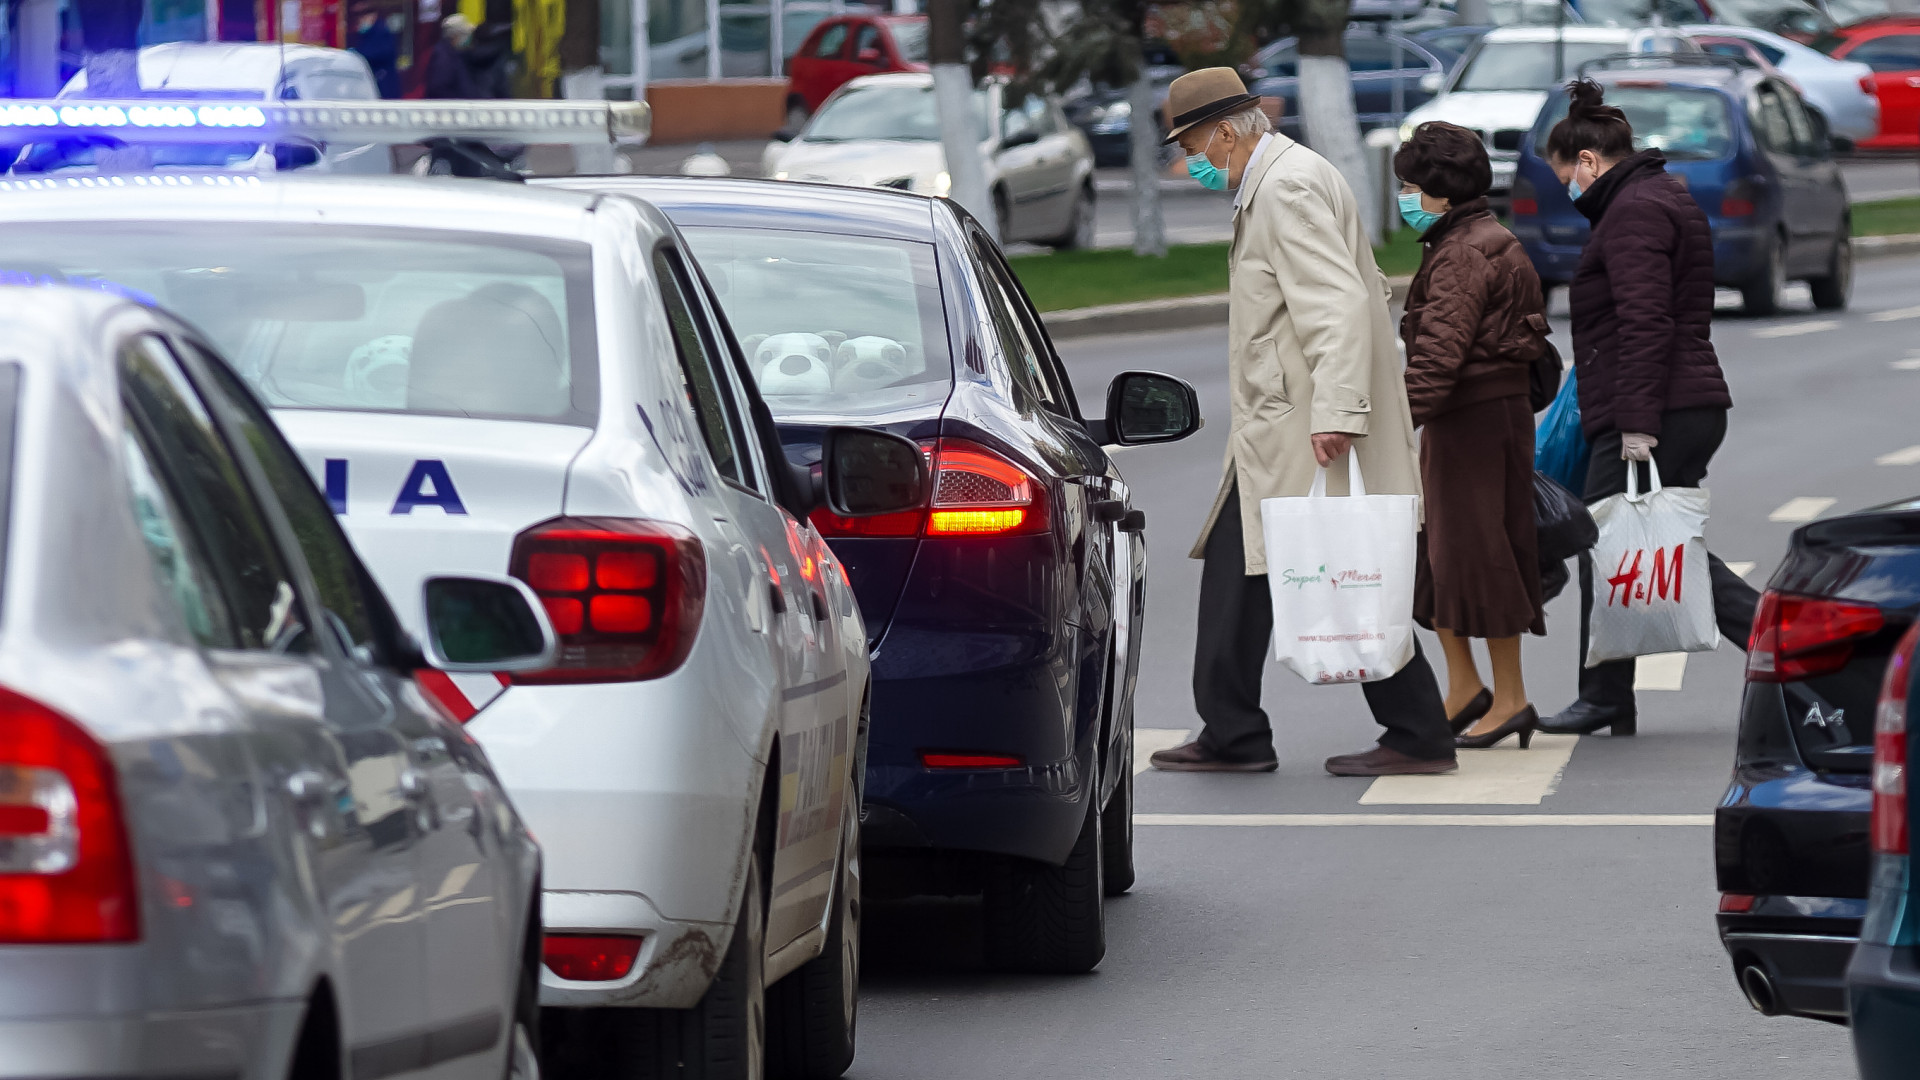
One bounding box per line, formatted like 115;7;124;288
1770;497;1836;523
1134;728;1190;774
1868;305;1920;322
1135;813;1711;827
1877;445;1920;467
1752;320;1839;338
1358;733;1577;805
1895;357;1920;371
1725;561;1756;578
1635;652;1689;691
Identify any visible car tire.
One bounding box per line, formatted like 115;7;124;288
507;924;542;1080
992;187;1012;247
767;799;860;1078
1100;732;1135;897
1049;185;1096;251
1742;233;1785;317
1808;235;1852;311
982;792;1106;974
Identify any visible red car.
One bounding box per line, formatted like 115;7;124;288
1815;16;1920;148
785;14;929;126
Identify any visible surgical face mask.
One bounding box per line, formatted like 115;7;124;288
1398;190;1440;234
1567;157;1591;201
1186;130;1227;191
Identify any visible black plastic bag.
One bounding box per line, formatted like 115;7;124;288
1529;339;1563;413
1534;470;1596;562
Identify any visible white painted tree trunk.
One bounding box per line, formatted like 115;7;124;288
1127;72;1166;257
933;63;998;239
1298;54;1381;244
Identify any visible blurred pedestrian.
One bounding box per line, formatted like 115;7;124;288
349;5;400;99
1539;79;1760;737
1147;68;1458;777
1394;121;1552;751
424;14;478;99
465;0;516;99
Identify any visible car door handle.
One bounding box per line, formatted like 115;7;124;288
767;574;788;615
1091;499;1126;524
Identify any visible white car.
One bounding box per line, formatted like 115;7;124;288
0;171;928;1079
1400;25;1699;191
1687;23;1880;141
764;72;1097;249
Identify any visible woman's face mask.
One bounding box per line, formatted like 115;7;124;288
1185;128;1227;191
1398;189;1440;234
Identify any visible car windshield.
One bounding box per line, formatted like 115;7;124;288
1700;0;1832;36
1455;41;1627;89
1579;0;1707;24
0;224;598;425
805;83;988;142
887;21;929;62
1531;85;1734;159
679;227;952;420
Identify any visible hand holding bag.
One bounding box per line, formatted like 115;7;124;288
1584;459;1719;666
1260;452;1418;684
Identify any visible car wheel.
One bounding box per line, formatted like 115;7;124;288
506;918;542;1080
983;791;1106;974
767;800;859;1078
1100;731;1135;897
1808;235;1852;311
1049;185;1096;251
1742;233;1785;317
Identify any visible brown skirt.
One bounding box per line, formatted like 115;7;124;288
1415;395;1547;639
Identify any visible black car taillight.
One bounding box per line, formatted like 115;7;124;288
810;438;1048;539
509;517;706;683
1746;589;1885;683
1871;622;1917;856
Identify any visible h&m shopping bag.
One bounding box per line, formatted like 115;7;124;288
1585;459;1720;666
1259;453;1417;684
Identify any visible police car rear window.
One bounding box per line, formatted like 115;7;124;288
0;224;598;427
679;227;951;420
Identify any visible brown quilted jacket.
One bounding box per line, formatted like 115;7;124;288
1399;199;1549;428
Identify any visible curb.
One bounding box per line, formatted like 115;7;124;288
1855;232;1920;259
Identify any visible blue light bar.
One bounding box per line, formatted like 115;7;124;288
0;99;648;146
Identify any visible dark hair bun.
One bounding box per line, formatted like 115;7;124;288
1545;78;1634;163
1565;78;1629;126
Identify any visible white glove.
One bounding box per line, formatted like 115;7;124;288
1620;432;1659;462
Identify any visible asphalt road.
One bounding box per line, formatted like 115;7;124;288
847;254;1920;1079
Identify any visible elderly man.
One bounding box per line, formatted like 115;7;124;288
1147;69;1458;777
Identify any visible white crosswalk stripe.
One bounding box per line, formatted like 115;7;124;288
1135;813;1712;826
1868;305;1920;322
1769;496;1836;523
1634;652;1689;691
1359;734;1578;805
1877;445;1920;467
1752;320;1839;338
1133;728;1190;774
1725;561;1756;578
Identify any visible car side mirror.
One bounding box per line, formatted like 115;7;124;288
273;141;323;170
420;574;557;673
1088;371;1201;447
1000;128;1041;151
1419;71;1445;95
790;427;929;520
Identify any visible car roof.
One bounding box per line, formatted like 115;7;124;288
61;41;371;95
537;175;940;243
1480;25;1683;41
1589;61;1753;89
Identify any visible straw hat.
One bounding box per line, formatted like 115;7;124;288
1161;67;1259;145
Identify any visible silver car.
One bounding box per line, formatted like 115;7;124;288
0;286;552;1079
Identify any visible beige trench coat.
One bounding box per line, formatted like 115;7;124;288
1190;133;1424;575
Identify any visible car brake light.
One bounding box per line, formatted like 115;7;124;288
921;751;1024;769
810;438;1048;539
543;934;644;980
509;517;705;684
0;688;138;943
1720;179;1757;218
1511;174;1538;217
1745;590;1884;683
1871;622;1917;856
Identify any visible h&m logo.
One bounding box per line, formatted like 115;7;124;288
324;458;468;516
1605;543;1684;609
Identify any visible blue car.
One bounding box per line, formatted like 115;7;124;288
1509;55;1852;315
1248;25;1459;139
1850;587;1920;1074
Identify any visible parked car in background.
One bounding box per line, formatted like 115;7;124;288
1849;600;1920;1076
1690;23;1880;142
1416;23;1498;63
1577;0;1709;25
1247;25;1460;140
1699;0;1835;42
0;285;551;1077
766;73;1098;248
1054;41;1184;167
1346;0;1579;29
1512;57;1850;314
785;14;929;126
1712;498;1919;1026
1400;24;1697;193
1814;0;1898;25
1813;17;1920;150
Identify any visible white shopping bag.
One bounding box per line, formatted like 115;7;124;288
1259;453;1417;684
1585;459;1719;666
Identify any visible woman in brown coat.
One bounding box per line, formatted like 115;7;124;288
1395;121;1551;749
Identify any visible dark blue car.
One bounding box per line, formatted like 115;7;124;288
1716;500;1920;1024
548;176;1200;973
1510;57;1851;315
1849;543;1920;1075
1247;25;1459;138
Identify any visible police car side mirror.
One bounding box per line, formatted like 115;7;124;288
815;427;929;518
420;574;558;673
1089;371;1202;447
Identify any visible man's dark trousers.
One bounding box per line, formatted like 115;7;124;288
1193;482;1456;762
1572;407;1761;712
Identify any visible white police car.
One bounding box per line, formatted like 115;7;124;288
0;103;927;1080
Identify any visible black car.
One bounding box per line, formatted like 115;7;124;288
542;175;1202;973
1246;25;1459;138
1716;498;1920;1022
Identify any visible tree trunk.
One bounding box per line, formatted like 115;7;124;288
1127;71;1165;257
1298;54;1380;244
928;0;997;238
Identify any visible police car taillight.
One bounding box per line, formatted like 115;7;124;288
508;517;705;684
1871;622;1918;856
0;687;138;943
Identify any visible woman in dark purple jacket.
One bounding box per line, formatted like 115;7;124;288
1538;80;1760;737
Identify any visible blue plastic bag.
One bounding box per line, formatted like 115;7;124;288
1535;366;1589;495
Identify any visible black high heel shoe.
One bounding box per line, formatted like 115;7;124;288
1447;688;1494;735
1455;705;1539;749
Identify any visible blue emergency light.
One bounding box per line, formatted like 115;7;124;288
0;99;650;146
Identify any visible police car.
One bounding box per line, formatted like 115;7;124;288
0;101;928;1079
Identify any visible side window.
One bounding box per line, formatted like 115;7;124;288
120;335;311;654
967;235;1062;412
1024;94;1056;135
1265;44;1299;78
655;248;749;490
1345;36;1399;72
121;426;237;648
1777;87;1818;156
1753;85;1794;154
1002;97;1035;141
853;23;883;62
812;23;848;59
182;339;383;661
1847;34;1920;72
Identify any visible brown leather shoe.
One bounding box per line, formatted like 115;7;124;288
1323;745;1458;777
1149;740;1278;773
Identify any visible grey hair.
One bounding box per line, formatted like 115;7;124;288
1223;105;1272;139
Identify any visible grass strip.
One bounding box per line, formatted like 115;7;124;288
1853;195;1920;239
